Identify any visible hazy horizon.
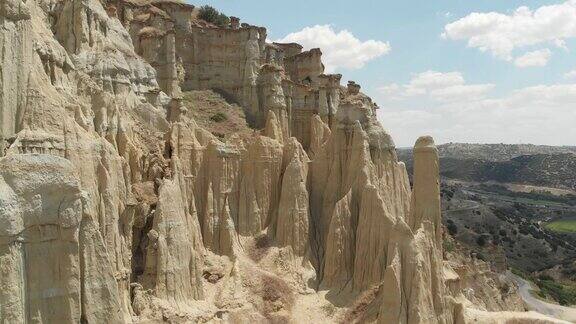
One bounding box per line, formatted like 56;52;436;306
395;142;576;149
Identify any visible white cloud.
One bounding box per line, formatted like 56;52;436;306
442;1;576;61
407;71;464;91
514;49;552;67
378;71;494;102
429;84;495;102
375;71;576;147
276;25;390;73
564;69;576;78
554;39;569;50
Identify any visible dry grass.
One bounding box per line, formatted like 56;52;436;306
246;234;272;262
340;285;380;323
181;90;253;140
258;274;294;320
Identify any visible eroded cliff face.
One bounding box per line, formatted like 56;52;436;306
0;1;566;323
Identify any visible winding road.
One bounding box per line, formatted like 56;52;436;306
507;271;576;323
443;199;482;214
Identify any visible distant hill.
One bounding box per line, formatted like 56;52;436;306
398;144;576;190
439;143;576;162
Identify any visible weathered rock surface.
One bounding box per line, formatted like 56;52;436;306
0;1;564;323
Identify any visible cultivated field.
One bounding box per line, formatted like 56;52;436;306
545;219;576;233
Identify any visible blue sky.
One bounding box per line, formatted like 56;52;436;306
189;0;576;147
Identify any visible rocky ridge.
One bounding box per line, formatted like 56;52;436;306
399;144;576;191
0;1;568;323
400;143;576;163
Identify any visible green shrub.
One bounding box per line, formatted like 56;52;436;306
444;238;455;253
447;222;458;236
536;279;576;306
513;269;576;306
212;132;225;139
210;112;228;123
198;5;230;27
476;235;487;247
475;252;486;261
511;267;529;280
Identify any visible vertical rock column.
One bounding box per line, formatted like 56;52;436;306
141;175;204;306
407;136;448;323
376;136;450;324
410;136;442;247
257;64;290;138
159;24;181;97
274;138;310;255
0;0;32;150
237;136;283;236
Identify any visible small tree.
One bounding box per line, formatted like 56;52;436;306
198;5;230;27
447;222;458;236
476;235;487;247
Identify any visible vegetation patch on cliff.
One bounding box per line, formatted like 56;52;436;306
181;90;253;139
197;5;230;27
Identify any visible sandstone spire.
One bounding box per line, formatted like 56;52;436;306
410;135;442;246
263;110;284;143
274;138;310;255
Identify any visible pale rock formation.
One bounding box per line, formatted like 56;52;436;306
275;137;310;256
257;64;289;136
166;97;188;122
263;110;284;144
0;154;123;323
402;136;446;322
348;80;361;95
125;1;185;97
140;175;204;305
322;190;355;287
284;48;324;84
237;135;283;236
308;114;331;159
316;74;342;126
444;248;524;313
410;136;442;243
195;142;241;254
79;191;125;324
53;0;159;96
114;1;340;152
1;0;32;145
182;24;266;109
